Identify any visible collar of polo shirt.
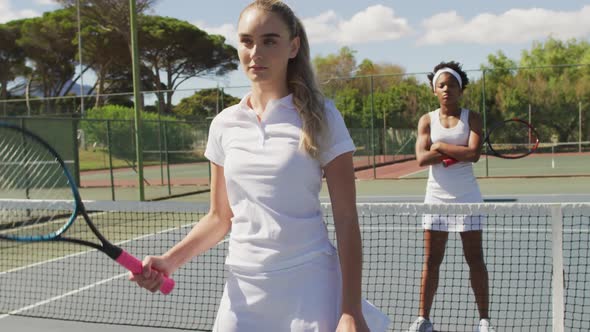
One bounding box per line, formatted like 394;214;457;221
240;93;295;116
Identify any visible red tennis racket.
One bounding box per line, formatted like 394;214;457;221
442;118;539;167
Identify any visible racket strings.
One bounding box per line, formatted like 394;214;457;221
1;129;75;238
1;134;71;198
1;206;129;245
0;207;72;238
487;120;538;158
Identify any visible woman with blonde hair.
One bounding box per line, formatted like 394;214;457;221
130;1;389;331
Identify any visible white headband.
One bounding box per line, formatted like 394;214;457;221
432;67;462;91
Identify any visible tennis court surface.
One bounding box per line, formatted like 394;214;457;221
1;199;589;331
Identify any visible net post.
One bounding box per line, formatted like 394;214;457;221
551;204;565;332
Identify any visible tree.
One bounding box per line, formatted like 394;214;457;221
58;0;156;47
478;38;590;142
140;16;238;114
521;38;590;77
356;59;405;93
482;51;517;80
16;9;78;114
98;60;156;107
314;47;357;83
332;86;363;127
56;0;156;109
479;51;523;123
313;47;426;155
57;2;238;114
78;20;129;107
313;47;359;105
174;88;240;119
0;23;26;100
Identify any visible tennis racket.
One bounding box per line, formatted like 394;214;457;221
442;118;539;167
0;122;174;294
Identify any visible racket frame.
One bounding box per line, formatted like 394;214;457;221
0;122;81;242
442;118;539;167
0;122;173;293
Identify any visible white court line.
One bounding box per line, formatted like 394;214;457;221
0;221;196;275
3;207;588;318
326;225;579;232
399;169;427;178
1;245;96;275
0;226;229;319
0;272;127;320
355;195;424;201
515;193;590;197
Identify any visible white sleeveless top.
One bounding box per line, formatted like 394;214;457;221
423;108;483;232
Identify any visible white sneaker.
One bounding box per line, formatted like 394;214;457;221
408;316;434;332
478;318;496;332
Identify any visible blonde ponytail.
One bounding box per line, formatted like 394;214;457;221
241;0;325;158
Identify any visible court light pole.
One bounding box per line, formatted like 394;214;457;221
482;69;489;177
130;0;145;201
580;101;583;153
76;0;85;116
370;75;376;179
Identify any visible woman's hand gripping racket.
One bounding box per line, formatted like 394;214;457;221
442;118;540;167
0;122;174;294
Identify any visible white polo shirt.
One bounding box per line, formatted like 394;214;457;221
204;93;355;272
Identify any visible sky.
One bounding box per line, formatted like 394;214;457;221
2;0;590;97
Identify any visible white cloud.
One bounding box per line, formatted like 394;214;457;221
194;20;238;47
304;5;412;44
195;5;412;47
35;0;56;5
302;11;339;42
0;0;39;23
419;6;590;45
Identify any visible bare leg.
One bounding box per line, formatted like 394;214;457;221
419;230;448;319
460;230;490;319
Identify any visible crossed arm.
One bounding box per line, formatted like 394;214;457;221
415;112;484;167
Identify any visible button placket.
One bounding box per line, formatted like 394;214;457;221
257;100;278;147
257;122;266;147
248;98;280;147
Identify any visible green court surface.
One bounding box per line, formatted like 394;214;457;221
3;200;588;331
403;153;589;178
77;161;210;201
0;207;191;272
114;176;589;203
73;151;589;201
79;185;208;201
352;177;590;196
80;162;210;186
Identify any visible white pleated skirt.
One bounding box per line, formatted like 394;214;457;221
212;251;390;332
423;187;485;232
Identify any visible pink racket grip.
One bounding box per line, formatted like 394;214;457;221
115;251;175;295
442;158;458;167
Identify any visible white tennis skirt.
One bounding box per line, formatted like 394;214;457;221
212;251;390;332
423;188;485;232
422;213;485;232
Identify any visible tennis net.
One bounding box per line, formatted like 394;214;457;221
0;200;589;331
